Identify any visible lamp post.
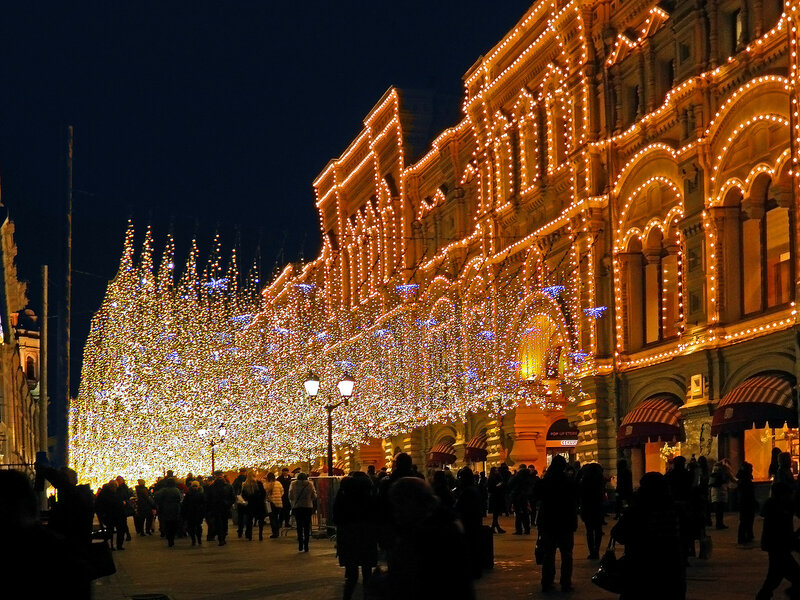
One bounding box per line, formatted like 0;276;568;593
198;424;226;475
303;372;355;476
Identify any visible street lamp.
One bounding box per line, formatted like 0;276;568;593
303;371;355;476
198;424;226;475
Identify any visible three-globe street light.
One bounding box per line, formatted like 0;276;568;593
303;372;355;476
198;424;226;475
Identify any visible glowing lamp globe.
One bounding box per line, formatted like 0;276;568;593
304;372;321;397
337;373;355;399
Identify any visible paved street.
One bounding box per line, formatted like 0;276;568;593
93;513;781;600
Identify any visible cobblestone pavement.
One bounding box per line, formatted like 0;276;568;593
93;514;785;600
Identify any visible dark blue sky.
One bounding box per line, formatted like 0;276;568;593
0;1;531;392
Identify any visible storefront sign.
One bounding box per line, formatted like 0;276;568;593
560;439;578;447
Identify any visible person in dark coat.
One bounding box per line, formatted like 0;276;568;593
665;456;694;558
769;447;783;480
277;467;293;528
133;479;155;535
96;480;126;550
454;467;485;578
487;466;506;533
333;472;379;600
696;455;711;526
232;467;248;538
615;459;633;519
579;462;605;559
612;472;685;600
509;464;534;535
154;477;182;547
737;461;757;544
35;463;94;551
376;452;425;551
2;470;92;599
381;477;475;600
206;471;234;546
115;476;133;542
536;455;578;593
182;480;206;546
241;472;268;541
756;482;800;600
431;470;455;509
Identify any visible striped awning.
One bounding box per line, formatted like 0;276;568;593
618;395;683;448
464;433;489;463
427;441;457;466
711;375;796;435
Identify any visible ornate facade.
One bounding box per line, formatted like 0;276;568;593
260;0;800;481
0;214;42;476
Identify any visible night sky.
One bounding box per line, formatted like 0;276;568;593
0;1;531;396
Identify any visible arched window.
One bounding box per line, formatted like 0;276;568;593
621;225;683;351
25;356;35;380
740;176;793;314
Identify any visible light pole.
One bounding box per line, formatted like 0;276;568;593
303;372;355;476
198;424;226;475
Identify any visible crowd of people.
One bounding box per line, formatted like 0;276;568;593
3;450;800;599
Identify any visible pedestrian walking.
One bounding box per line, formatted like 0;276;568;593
96;480;126;551
509;464;534;535
288;472;317;552
333;472;378;600
232;467;248;538
154;477;182;547
277;467;293;528
265;472;283;538
383;477;475;600
710;459;735;529
756;482;800;600
133;479;155;536
241;471;267;541
737;461;757;544
431;470;455;509
182;480;206;546
206;471;234;546
455;467;485;577
612;472;686;600
578;462;605;559
615;459;633;519
487;466;506;533
535;454;578;593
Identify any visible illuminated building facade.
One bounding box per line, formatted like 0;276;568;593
261;0;800;480
0;215;42;476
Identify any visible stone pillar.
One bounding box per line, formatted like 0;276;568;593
619;253;644;351
485;417;505;466
506;405;548;473
400;431;425;472
566;375;616;474
710;205;741;324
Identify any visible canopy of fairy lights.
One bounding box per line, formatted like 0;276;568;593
70;224;594;486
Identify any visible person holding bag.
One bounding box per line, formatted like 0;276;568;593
288;472;317;552
265;472;283;538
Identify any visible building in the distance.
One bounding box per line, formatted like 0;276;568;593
260;0;800;483
0;211;43;476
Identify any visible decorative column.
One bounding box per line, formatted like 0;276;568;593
506;405;548;473
710;205;741;324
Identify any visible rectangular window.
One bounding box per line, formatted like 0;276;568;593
766;207;791;307
742;217;763;314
